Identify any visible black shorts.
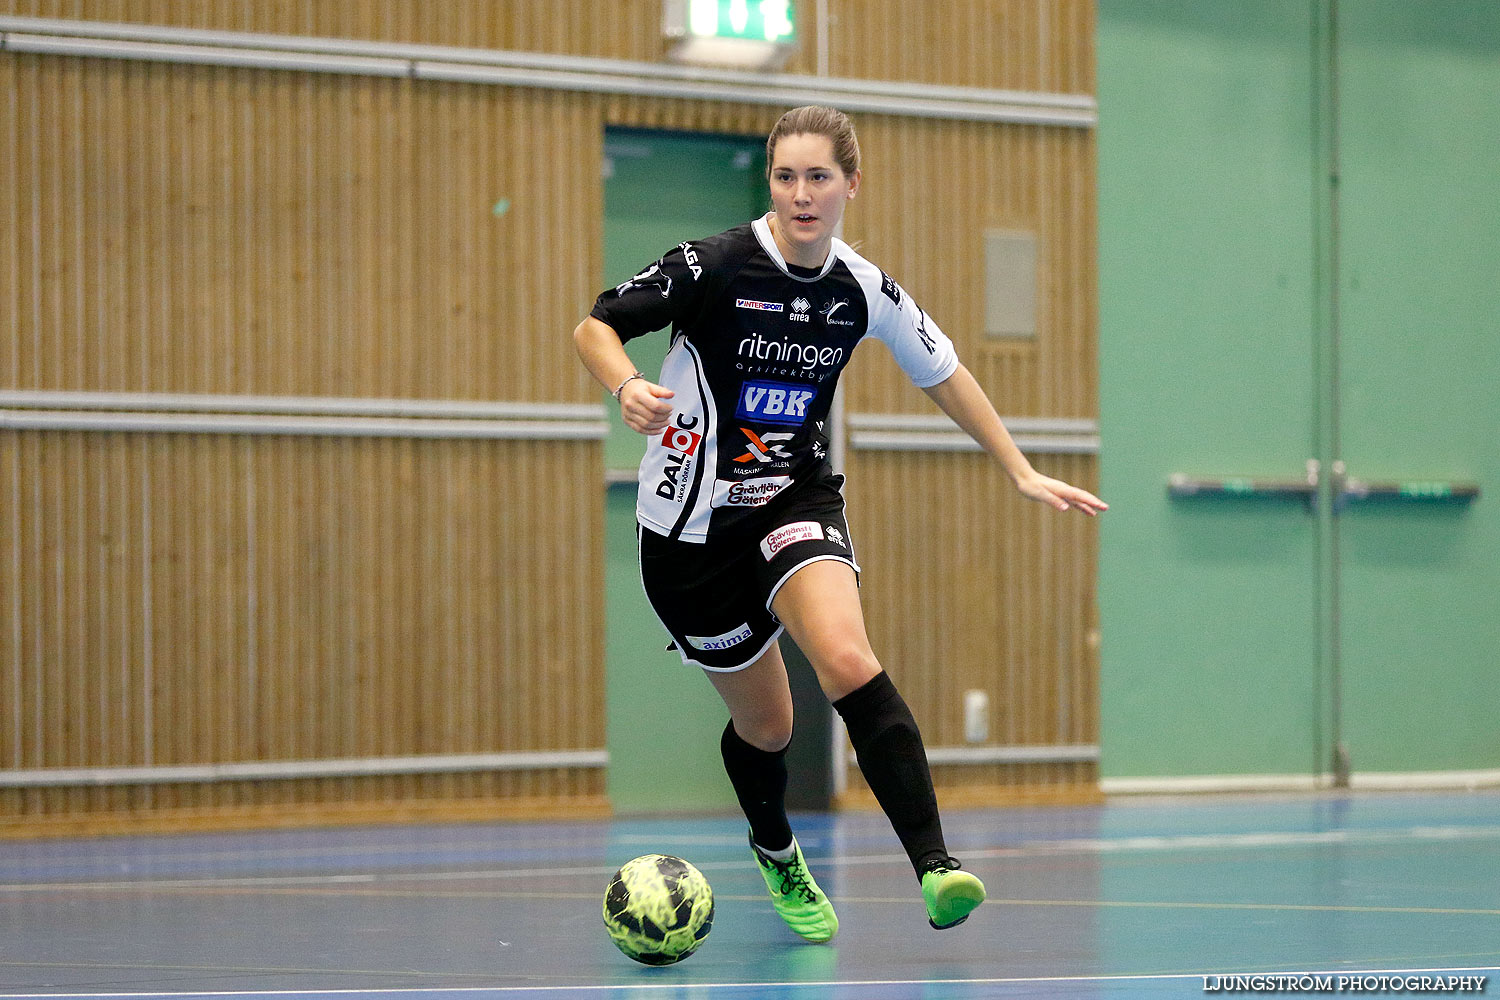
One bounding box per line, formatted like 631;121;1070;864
637;475;860;672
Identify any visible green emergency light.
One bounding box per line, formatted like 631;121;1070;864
665;0;799;69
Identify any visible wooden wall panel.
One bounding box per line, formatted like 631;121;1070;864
823;0;1095;93
0;1;1095;92
0;0;670;64
2;54;599;402
0;431;605;827
843;449;1101;804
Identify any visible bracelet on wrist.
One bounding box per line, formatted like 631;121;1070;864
612;372;645;400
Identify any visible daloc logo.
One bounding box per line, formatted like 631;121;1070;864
736;381;816;426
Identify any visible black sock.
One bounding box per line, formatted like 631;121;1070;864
719;720;794;853
833;672;948;877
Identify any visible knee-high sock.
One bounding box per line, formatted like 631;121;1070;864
720;720;794;853
833;671;947;876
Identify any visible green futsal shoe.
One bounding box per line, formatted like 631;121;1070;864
921;858;986;929
749;833;839;942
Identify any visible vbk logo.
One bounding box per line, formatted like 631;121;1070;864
736;380;815;425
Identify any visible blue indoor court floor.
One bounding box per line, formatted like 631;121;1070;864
1;791;1497;999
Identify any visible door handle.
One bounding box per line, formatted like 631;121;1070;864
1331;460;1480;512
1167;459;1320;507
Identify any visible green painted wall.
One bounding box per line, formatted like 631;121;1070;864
1097;1;1500;779
601;130;766;814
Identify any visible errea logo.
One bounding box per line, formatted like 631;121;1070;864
790;297;812;323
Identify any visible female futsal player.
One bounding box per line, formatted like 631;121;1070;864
574;106;1106;940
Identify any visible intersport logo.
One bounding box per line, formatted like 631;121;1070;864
736;298;784;312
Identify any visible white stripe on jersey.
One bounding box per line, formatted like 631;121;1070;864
637;336;719;541
833;244;960;389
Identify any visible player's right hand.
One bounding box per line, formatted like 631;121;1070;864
619;379;675;434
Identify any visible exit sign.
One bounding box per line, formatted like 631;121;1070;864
664;0;798;69
686;0;796;43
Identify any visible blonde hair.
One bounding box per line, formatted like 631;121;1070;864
766;105;861;178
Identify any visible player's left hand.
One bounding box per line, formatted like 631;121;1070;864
1015;472;1108;516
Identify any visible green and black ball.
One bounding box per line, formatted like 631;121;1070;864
602;854;715;965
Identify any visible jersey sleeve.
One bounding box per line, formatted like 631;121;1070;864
863;271;960;388
589;240;711;344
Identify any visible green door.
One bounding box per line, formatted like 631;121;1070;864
601;129;767;813
1098;0;1499;783
1097;0;1326;779
1334;2;1500;774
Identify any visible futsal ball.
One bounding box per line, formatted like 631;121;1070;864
602;854;715;965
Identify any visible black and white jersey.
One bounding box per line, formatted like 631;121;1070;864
591;214;958;543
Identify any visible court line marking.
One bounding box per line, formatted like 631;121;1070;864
4;823;1498;894
3;800;1494;874
6;821;1498;872
0;966;1495;997
8;880;1498;919
0;835;629;872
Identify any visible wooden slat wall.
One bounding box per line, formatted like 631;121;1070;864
0;0;1094;92
1;53;611;833
843;450;1100;805
0;432;605;830
1;0;1099;831
823;0;1095;92
2;55;598;400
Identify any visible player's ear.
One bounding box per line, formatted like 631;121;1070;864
846;168;861;200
